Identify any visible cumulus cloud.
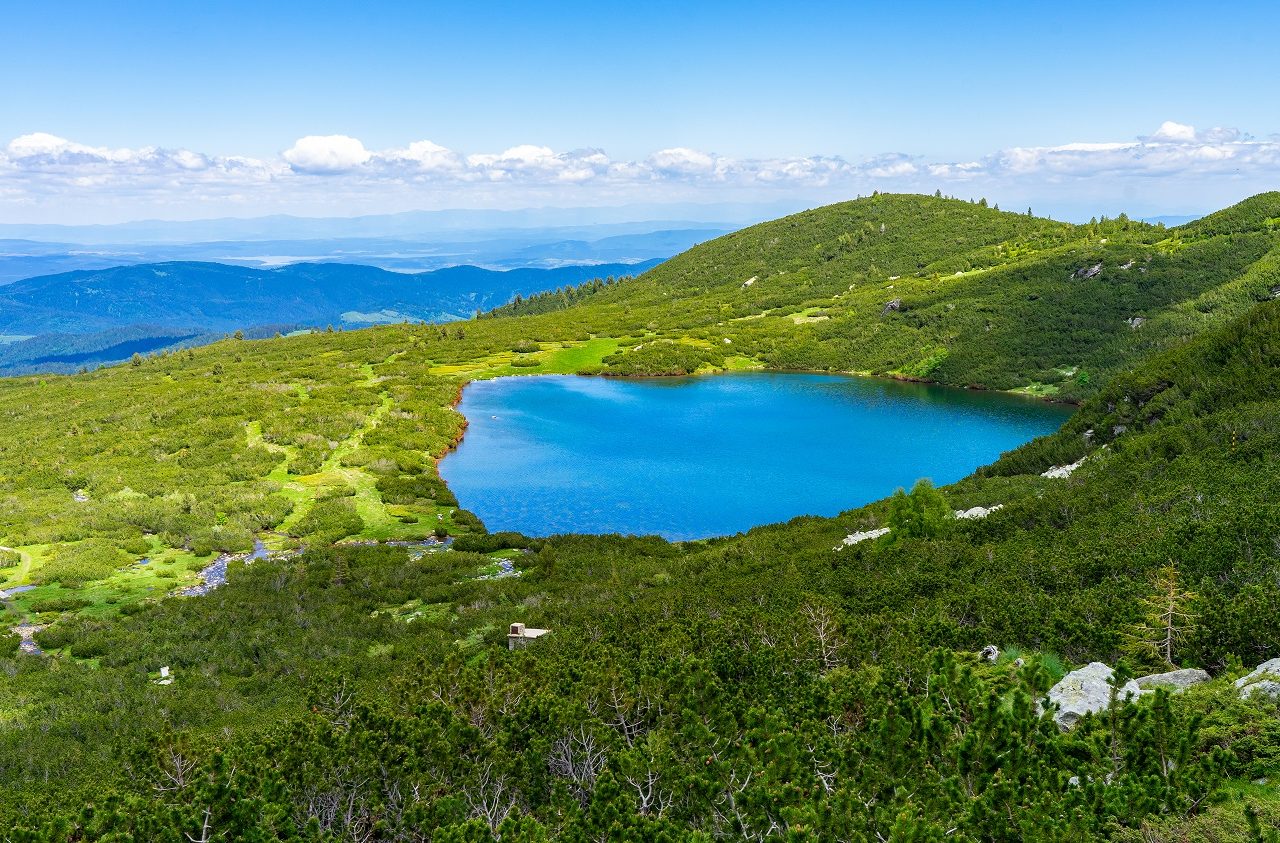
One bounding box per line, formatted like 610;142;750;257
382;139;463;173
647;147;718;176
985;122;1276;180
1149;120;1198;143
283;135;371;173
2;121;1278;222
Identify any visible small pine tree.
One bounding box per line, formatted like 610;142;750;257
130;353;143;367
1122;563;1196;667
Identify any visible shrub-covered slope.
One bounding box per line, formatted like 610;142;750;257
496;192;1280;398
3;193;1280;839
3;304;1280;841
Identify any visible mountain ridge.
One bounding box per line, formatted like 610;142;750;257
0;258;660;336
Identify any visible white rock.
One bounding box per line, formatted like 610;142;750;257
833;527;890;550
1045;662;1145;730
1136;668;1209;692
954;504;1004;520
1242;680;1280;700
1236;659;1280;699
1042;457;1087;479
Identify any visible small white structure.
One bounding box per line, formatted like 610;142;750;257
507;622;550;650
156;665;174;685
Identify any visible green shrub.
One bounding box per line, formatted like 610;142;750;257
38;540;128;587
291;499;363;544
29;596;91;613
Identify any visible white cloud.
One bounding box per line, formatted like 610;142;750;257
2;121;1278;223
382;140;463;173
1149;120;1198;143
282;135;371;173
647;147;717;176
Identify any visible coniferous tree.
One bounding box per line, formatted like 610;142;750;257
1122;563;1196;667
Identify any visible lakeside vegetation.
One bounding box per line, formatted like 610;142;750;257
2;193;1280;839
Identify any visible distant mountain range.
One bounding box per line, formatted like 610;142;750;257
0;202;793;244
0;227;726;286
0;259;660;375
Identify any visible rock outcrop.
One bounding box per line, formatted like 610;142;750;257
1074;262;1104;279
1235;659;1280;699
955;504;1004;520
881;298;903;314
1136;668;1210;692
1042;457;1087;479
1045;662;1144;730
833;527;890;550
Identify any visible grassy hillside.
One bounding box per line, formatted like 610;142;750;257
484;192;1280;398
5;302;1280;842
2;193;1280;839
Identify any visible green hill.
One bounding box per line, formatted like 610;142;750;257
3;193;1280;839
490;192;1280;398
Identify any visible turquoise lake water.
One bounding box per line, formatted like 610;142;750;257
439;372;1074;540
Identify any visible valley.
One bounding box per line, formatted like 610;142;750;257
1;193;1279;839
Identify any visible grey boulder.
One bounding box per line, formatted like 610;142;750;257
1136;668;1210;692
1045;662;1144;730
1236;659;1280;700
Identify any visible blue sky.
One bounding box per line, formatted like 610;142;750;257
2;0;1278;224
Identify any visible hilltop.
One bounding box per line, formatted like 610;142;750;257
494;192;1280;398
1;192;1280;839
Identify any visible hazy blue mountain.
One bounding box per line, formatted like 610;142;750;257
0;260;659;337
0;258;659;374
0;227;727;285
0;202;789;244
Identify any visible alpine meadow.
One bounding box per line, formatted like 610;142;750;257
2;188;1280;840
